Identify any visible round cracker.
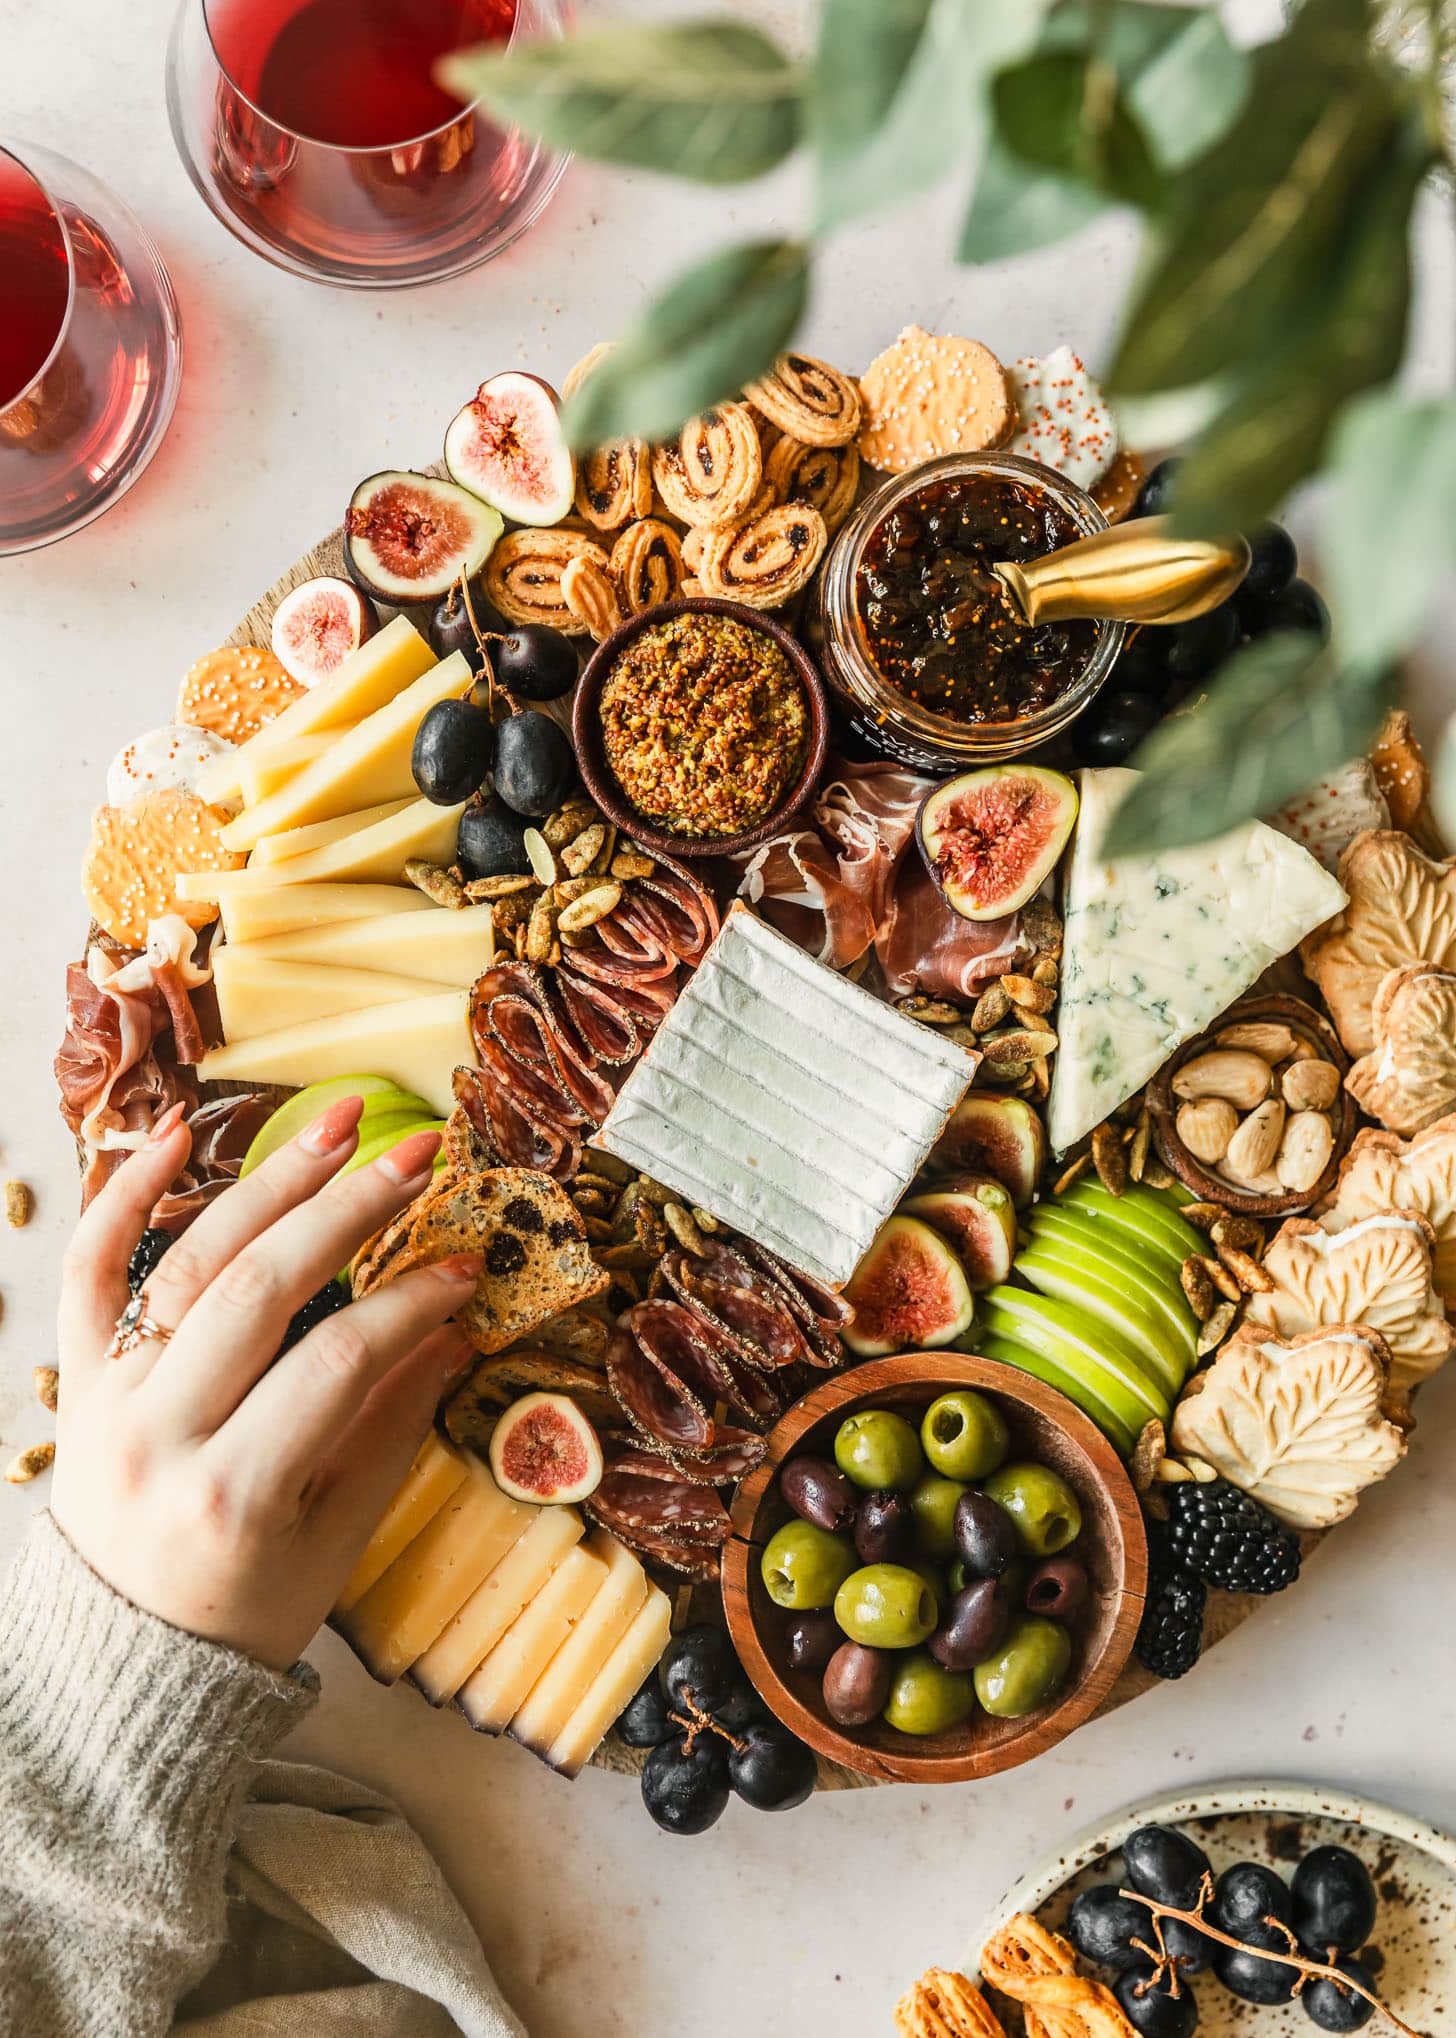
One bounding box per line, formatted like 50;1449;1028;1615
82;789;246;947
1092;447;1147;523
178;644;303;743
857;325;1014;473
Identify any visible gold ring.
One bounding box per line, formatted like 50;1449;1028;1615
106;1290;174;1361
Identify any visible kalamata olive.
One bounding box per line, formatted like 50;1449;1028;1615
780;1455;857;1533
854;1488;915;1564
1025;1555;1090;1619
953;1488;1018;1577
927;1579;1009;1671
822;1641;893;1727
784;1609;842;1676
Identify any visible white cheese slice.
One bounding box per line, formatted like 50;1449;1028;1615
543;1586;673;1778
197;988;473;1116
238;903;495;984
411;1506;585;1704
211;949;449;1041
217;882;431;944
508;1533;649;1756
1047;768;1348;1153
334;1432;466;1617
457;1542;609;1735
594;907;976;1286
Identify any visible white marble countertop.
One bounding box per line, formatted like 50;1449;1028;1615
5;3;1456;2032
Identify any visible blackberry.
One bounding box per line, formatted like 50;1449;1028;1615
279;1280;350;1355
1167;1478;1301;1595
1134;1529;1206;1680
127;1227;174;1294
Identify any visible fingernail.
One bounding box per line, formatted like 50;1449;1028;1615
378;1129;442;1182
442;1329;477;1379
300;1094;364;1155
148;1101;188;1145
436;1252;483;1283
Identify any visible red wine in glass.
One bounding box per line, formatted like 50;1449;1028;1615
166;0;567;287
0;144;182;556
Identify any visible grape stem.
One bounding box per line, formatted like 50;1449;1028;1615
668;1688;747;1756
1117;1875;1425;2037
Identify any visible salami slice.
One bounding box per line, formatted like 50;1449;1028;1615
663;1431;767;1484
665;1244;811;1369
628;1293;769;1423
597;1518;722;1583
734;1239;849;1366
606;1323;714;1453
588;1450;732;1544
554;969;638;1066
637;859;719;964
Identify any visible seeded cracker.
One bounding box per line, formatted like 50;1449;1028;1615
82;790;246;946
857;326;1015;473
177;644;303;743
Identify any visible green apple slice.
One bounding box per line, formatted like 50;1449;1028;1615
1014;1241;1187;1398
1023;1208;1197;1368
975;1331;1139;1457
1059;1179;1205;1267
981;1286;1170;1431
240;1075;429;1177
1026;1203;1187;1307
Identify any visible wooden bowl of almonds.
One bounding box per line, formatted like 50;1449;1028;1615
1146;995;1357;1218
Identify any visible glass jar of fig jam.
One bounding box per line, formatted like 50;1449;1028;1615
813;452;1124;770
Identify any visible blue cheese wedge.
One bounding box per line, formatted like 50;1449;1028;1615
1048;768;1347;1154
593;907;977;1286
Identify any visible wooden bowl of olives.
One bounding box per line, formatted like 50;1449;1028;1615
721;1354;1147;1785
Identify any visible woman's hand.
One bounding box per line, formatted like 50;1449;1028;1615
51;1095;479;1671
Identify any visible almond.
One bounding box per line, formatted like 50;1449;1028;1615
1172;1049;1272;1112
1222;1098;1287;1185
1176;1097;1239;1164
1282;1058;1341;1113
1275;1108;1335;1193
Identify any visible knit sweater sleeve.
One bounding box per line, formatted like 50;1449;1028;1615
0;1511;318;2038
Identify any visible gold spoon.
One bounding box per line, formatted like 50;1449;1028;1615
992;515;1251;627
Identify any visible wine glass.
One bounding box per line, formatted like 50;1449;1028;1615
165;0;568;288
0;142;183;556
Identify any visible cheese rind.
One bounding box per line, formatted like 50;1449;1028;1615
411;1506;585;1704
197;989;473;1117
544;1586;673;1777
457;1544;608;1735
212;948;450;1041
221;653;470;852
334;1433;466;1617
341;1456;535;1683
1047;768;1348;1154
217;883;431;943
196;618;437;807
238;903;495;984
248;798;413;867
508;1534;649;1755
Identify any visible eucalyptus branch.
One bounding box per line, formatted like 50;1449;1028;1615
1117;1877;1425;2038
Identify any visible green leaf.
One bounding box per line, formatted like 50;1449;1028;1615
959;127;1105;261
1109;1;1405;396
993;49;1163;208
1323;387;1456;672
560;241;810;450
440;21;802;185
809;0;934;201
1100;634;1396;858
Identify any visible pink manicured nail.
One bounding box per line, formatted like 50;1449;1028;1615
299;1094;364;1155
442;1330;477;1378
378;1129;442;1182
436;1253;483;1283
148;1101;187;1145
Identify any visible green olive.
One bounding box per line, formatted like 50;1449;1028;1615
833;1563;938;1648
921;1390;1011;1482
973;1613;1073;1718
908;1470;972;1560
834;1409;924;1492
907;1558;948;1620
883;1649;977;1735
760;1521;856;1611
981;1462;1083;1556
949;1553;1029;1602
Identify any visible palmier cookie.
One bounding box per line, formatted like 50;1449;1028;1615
562;341;614;401
698;503;827;610
651;403;762;527
858;326;1014;473
610;518;685;615
574;439;654;531
765;435;860;535
560;554;625;642
484;527;611;634
746;352;862;448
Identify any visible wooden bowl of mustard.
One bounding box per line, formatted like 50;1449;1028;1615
572;596;829;860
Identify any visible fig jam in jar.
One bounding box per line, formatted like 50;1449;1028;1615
814;452;1124;771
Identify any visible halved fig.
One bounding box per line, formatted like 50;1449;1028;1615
900;1173;1017;1290
488;1390;603;1504
918;765;1078;920
927;1095;1045;1208
270;575;375;686
344;470;503;605
842;1215;975;1358
444;372;575;526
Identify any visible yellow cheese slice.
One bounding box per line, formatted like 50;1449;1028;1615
221;652;470;853
240;904;495;984
341;1455;536;1684
334;1432;466;1618
457;1543;608;1735
217;883;430;944
197;618;437;808
212;949;453;1042
197;988;473;1116
508;1534;650;1756
248;797;413;868
185;799;467;895
411;1506;584;1705
544;1586;673;1778
237;731;337;807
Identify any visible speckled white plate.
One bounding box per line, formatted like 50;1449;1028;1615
966;1780;1456;2034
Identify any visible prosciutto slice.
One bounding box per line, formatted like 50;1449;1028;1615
150;1092;275;1231
733;761;935;967
875;857;1033;1000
